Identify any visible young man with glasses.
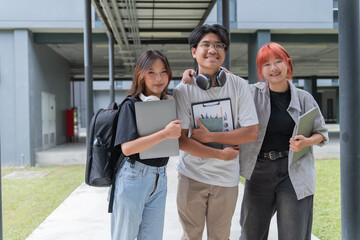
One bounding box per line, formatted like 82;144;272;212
173;24;259;240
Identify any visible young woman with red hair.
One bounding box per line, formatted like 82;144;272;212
238;42;328;240
182;42;329;239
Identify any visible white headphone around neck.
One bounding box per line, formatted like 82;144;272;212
139;93;160;102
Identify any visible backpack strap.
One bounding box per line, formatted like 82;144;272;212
108;179;116;213
108;96;137;213
108;155;128;212
107;101;118;110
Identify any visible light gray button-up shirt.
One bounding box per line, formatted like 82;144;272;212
240;81;329;200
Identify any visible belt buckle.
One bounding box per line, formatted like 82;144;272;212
269;151;277;160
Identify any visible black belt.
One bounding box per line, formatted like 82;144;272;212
258;150;289;160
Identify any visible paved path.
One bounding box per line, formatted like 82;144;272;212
27;157;321;240
313;131;339;160
28;127;341;239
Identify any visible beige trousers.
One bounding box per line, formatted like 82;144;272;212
177;173;238;240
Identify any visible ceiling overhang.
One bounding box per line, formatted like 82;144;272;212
92;0;217;66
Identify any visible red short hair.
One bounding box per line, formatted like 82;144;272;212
256;42;293;82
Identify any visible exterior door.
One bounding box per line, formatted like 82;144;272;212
42;92;56;150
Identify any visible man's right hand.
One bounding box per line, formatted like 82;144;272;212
182;69;196;84
219;146;240;160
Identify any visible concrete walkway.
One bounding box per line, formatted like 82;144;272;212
25;127;340;240
28;158;316;240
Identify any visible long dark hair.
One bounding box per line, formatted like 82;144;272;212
129;50;172;97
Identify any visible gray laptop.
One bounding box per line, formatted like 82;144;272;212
292;107;318;162
135;99;179;159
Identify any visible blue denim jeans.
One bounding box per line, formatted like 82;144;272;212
110;160;167;240
240;156;313;240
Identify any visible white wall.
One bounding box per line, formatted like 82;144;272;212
0;0;88;29
205;0;333;29
237;0;333;29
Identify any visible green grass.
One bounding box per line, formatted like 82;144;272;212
1;165;85;240
313;159;341;240
240;176;245;184
328;125;340;131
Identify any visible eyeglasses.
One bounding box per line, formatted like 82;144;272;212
198;42;226;52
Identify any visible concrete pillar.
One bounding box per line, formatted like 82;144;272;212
248;30;271;84
303;78;315;95
336;86;339;123
304;76;320;103
84;0;94;138
14;30;33;166
222;0;230;70
338;0;360;238
109;31;115;104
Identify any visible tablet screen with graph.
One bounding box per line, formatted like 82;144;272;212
191;98;234;132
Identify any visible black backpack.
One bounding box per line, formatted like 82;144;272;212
85;96;136;213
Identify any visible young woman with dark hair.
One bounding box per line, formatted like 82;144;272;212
111;50;181;240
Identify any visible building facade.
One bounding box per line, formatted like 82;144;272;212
0;0;339;166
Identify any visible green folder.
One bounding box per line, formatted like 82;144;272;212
198;118;223;149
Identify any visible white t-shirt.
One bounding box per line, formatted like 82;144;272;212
173;72;258;187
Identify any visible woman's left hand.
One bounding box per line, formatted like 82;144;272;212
289;135;309;152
